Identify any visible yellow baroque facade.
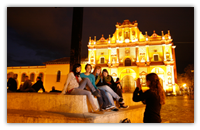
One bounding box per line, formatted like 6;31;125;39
87;20;178;94
7;19;178;94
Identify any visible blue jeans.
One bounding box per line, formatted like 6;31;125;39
97;85;121;106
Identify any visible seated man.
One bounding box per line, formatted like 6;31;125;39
7;73;17;92
31;77;46;92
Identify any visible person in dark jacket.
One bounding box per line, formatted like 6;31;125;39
133;73;166;123
7;73;17;92
102;69;128;109
32;77;46;92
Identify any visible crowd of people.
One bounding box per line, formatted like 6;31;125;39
7;63;166;123
7;74;46;93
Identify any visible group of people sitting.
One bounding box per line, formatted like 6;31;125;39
60;63;129;113
7;74;45;93
7;63;166;123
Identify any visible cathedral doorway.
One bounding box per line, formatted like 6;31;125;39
121;75;135;93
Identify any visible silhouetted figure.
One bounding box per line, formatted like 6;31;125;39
31;77;45;92
50;86;61;92
7;73;17;92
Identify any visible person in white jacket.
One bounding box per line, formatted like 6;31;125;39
60;64;101;113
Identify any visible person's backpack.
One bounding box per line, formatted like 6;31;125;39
121;118;131;123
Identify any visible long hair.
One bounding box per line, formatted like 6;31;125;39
146;73;166;105
72;63;81;76
92;66;101;76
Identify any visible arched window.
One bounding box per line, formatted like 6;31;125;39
100;57;105;64
39;73;44;81
57;71;61;82
30;73;35;82
125;58;131;66
21;73;26;82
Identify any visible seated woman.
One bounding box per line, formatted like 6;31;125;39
60;64;101;113
80;64;110;111
92;66;129;110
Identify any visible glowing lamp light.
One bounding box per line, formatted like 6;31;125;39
94;42;96;44
168;36;171;39
183;83;186;87
162;37;165;40
108;41;110;43
118;40;123;43
125;39;129;43
146;38;148;41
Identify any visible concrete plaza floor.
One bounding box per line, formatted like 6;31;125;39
160;95;194;123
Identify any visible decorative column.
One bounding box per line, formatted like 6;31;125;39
130;27;132;42
122;28;124;42
135;28;138;41
146;45;149;62
116;47;119;64
108;48;111;65
136;46;139;62
171;66;176;95
170;45;173;61
163;44;166;61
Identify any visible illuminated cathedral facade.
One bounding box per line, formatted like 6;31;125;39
7;20;178;94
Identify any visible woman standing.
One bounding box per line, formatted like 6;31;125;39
80;64;110;111
133;73;166;123
60;64;101;113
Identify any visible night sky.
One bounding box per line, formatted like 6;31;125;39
7;7;194;74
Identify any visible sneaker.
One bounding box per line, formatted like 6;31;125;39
92;91;101;97
119;105;129;109
106;105;115;110
111;108;119;111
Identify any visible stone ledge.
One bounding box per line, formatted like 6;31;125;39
7;92;142;114
7;105;146;123
7;92;99;113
